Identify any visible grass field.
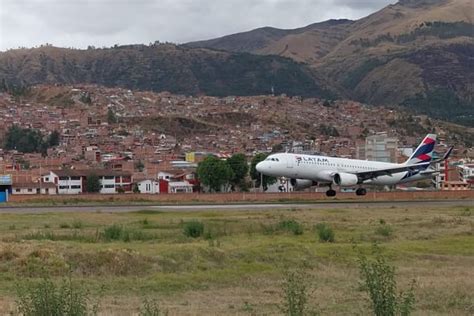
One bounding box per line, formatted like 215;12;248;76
0;203;473;315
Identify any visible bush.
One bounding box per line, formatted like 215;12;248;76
315;223;335;242
375;224;393;238
72;220;84;229
59;223;71;229
140;298;168;316
16;276;99;316
278;220;304;235
358;244;415;316
280;270;311;316
183;221;204;238
102;224;123;241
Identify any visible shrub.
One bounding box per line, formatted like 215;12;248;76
102;224;123;241
16;276;100;316
140;298;168;316
72;221;84;229
280;270;310;316
183;221;204;238
375;224;393;238
358;244;415;316
59;223;71;229
278;220;304;235
315;223;335;242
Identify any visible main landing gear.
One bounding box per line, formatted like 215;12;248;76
326;187;367;197
326;186;337;197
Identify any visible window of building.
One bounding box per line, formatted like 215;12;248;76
59;177;69;181
104;185;115;189
59;186;69;189
15;189;21;192
104;176;115;180
71;176;81;181
71;185;81;189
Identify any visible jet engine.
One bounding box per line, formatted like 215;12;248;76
290;179;316;190
333;173;359;187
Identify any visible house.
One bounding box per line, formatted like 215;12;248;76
12;182;57;195
42;169;133;194
136;179;160;194
168;181;193;193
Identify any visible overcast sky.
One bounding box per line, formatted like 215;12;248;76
0;0;395;51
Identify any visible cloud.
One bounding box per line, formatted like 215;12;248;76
0;0;395;51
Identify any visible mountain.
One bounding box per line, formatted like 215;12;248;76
187;0;474;125
0;44;332;98
186;19;354;63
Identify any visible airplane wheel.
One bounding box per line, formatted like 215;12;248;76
356;188;367;196
326;189;337;197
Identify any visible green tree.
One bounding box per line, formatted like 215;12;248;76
135;160;145;172
107;108;117;124
250;153;276;191
85;174;101;193
226;153;249;191
197;155;233;192
47;130;60;147
4;125;45;153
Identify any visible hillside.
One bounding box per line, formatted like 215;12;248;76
187;0;474;125
0;44;332;98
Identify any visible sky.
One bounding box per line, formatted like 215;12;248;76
0;0;395;51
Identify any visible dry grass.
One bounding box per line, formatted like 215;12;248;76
0;203;473;315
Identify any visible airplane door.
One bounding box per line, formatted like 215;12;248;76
287;155;294;168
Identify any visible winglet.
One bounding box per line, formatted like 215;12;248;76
433;146;454;163
442;146;453;161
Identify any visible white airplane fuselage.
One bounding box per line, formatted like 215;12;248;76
256;153;431;186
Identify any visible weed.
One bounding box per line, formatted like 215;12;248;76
16;276;100;316
278;220;304;235
139;298;168;316
183;221;204;238
315;223;335;242
460;208;471;217
280;269;312;316
102;225;123;241
72;220;84;229
59;223;71;229
358;244;415;316
102;224;156;242
375;224;393;238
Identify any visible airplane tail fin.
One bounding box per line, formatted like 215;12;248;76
405;134;437;165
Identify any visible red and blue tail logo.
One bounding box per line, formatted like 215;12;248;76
405;134;436;165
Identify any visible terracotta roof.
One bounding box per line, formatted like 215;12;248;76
13;182;56;188
46;169;132;177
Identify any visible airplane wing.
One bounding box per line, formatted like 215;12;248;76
354;146;453;182
354;163;431;182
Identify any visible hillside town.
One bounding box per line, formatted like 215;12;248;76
0;84;473;199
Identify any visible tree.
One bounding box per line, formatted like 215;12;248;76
196;155;233;192
47;130;60;147
85;174;101;193
4;125;45;153
135;160;145;172
227;153;249;191
250;153;276;191
107;108;117;124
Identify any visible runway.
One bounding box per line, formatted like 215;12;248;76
0;199;471;214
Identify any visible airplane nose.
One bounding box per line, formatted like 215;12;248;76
256;161;265;173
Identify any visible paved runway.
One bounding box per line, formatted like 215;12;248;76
0;200;471;214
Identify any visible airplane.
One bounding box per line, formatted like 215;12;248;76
255;134;453;197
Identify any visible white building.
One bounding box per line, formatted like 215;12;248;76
168;181;193;193
12;182;57;195
42;170;133;194
137;179;160;194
